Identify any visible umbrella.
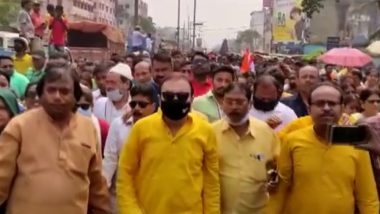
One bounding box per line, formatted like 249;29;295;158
318;47;372;67
367;41;380;55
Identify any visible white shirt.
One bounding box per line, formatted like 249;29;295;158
249;102;297;132
93;97;130;124
102;117;133;214
92;89;104;101
102;117;133;188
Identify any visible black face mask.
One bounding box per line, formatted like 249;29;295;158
253;96;279;112
161;100;191;120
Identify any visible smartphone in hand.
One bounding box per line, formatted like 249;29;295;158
329;125;369;145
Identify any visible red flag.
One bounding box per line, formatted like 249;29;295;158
240;48;252;73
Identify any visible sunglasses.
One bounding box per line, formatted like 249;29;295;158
129;101;151;109
162;92;190;102
77;103;91;110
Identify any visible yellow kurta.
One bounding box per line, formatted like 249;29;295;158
0;108;110;214
213;118;280;214
117;111;220;214
267;126;379;214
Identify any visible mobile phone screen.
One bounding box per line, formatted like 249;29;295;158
329;125;368;145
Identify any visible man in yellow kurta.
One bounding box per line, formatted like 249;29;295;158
117;75;220;214
267;82;379;214
213;82;280;214
0;64;110;213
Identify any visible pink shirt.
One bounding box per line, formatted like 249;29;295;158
31;11;45;38
49;17;68;45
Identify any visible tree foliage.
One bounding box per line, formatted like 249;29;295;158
139;16;155;33
301;0;325;19
0;0;20;27
236;29;261;50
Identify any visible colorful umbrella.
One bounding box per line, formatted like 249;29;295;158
318;47;372;67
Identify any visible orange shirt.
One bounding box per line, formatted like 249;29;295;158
0;108;110;214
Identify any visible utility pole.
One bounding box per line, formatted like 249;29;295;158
134;0;139;27
182;22;186;50
192;0;197;49
177;0;181;50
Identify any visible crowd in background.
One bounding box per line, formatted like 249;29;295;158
2;16;380;212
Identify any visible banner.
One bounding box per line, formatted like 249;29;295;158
272;0;309;43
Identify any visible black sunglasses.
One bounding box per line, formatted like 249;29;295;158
129;101;151;109
77;103;91;110
162;92;190;102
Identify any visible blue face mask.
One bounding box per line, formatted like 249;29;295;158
78;107;92;117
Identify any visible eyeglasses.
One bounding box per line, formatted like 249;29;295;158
310;100;340;108
367;99;380;104
77;103;91;110
129;101;151;109
162;92;190;102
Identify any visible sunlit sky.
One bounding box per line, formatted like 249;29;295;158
145;0;263;48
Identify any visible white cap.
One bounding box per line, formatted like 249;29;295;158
109;63;133;80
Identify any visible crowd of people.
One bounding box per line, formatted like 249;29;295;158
18;0;68;56
2;32;380;213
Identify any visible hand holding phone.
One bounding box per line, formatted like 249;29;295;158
329;125;369;145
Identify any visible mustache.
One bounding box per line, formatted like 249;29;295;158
228;112;241;117
133;111;142;117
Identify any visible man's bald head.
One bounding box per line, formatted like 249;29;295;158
134;60;151;71
133;60;152;84
296;65;320;95
297;65;319;78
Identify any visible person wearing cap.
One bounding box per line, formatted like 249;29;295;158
0;56;30;98
18;0;34;40
93;63;132;123
12;37;33;75
25;50;46;82
31;1;46;39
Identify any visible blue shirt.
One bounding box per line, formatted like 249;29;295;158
281;93;308;117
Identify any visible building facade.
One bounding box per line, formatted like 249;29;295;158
250;10;265;51
43;0;117;26
116;0;149;36
94;0;117;26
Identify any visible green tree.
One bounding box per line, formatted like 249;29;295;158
236;29;261;50
301;0;325;18
0;0;20;27
139;16;155;33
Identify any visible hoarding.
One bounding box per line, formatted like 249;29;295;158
272;0;309;43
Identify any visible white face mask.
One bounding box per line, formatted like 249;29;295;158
226;113;250;126
107;89;123;102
